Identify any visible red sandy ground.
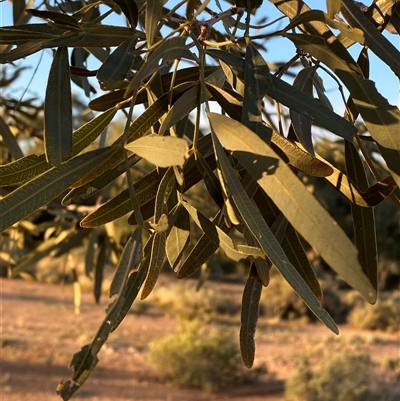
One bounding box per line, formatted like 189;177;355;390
1;278;399;401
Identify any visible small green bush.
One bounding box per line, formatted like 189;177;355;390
348;292;400;332
285;351;398;401
148;321;263;391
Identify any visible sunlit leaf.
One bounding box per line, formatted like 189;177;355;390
166;205;191;270
208;112;375;305
125;135;189;168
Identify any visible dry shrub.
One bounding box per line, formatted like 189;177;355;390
348;292;400;332
148;321;264;391
149;281;238;320
285;351;398;401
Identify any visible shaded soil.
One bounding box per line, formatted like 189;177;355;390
1;278;399;401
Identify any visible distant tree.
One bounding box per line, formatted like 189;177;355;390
1;1;399;399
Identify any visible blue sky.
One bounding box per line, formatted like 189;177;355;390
1;0;399;115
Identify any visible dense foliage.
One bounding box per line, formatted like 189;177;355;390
1;0;399;399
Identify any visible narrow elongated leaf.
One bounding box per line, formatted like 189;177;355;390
0;116;24;160
345;141;378;291
141;232;166;299
97;36;138;85
80;170;161;228
112;0;138;27
109;227;143;297
209;112;375;305
146;0;163;47
72;107;119;154
282;225;322;300
45;46;73;167
0;147;117;233
240;264;262;368
94;237;106;303
0;107;118;187
209;122;339;332
271;132;333;177
290;66;317;155
159;85;200;135
0;27;59;43
26;9;81;29
125;36;195;95
341;0;400;77
242;39;272;142
166;206;191;270
125;135;189;168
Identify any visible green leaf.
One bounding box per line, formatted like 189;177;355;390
240;264;262;368
94;235;106;303
208;112;375;305
0;107;118;187
0;27;59;43
44;46;73;167
282;225;322;300
242;39;273;142
25;8;81;29
345;141;378;291
166;205;191;270
125;135;189;168
0;147;117;233
97;36;138;86
154;168;176;220
72;107;119;154
146;0;163;47
125;36;195;96
109;227;143;298
112;0;138;27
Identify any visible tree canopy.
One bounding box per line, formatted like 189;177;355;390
1;0;399;399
